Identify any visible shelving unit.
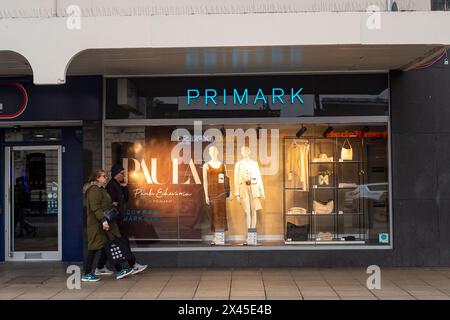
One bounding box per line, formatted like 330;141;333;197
283;136;367;245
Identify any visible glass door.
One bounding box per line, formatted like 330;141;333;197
4;146;62;260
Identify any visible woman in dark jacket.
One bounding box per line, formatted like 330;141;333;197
82;170;134;282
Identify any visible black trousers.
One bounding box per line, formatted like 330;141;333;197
84;249;111;275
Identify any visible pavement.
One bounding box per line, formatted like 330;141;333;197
0;263;449;300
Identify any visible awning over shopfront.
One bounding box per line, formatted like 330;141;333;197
0;1;449;83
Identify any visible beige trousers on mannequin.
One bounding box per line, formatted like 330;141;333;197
239;184;262;229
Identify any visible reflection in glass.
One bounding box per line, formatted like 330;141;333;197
11;150;59;252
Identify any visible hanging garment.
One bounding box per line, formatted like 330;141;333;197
206;163;228;232
287;140;309;190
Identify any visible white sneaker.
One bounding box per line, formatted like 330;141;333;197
95;267;114;276
132;263;148;275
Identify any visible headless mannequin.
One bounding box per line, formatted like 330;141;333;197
203;146;222;205
235;146;265;244
203;146;232;245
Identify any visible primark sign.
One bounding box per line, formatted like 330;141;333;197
186;88;304;106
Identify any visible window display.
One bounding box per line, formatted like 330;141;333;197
284;126;389;245
104;123;390;248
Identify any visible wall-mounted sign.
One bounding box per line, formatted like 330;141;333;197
186;88;304;106
0;82;28;119
325;130;388;138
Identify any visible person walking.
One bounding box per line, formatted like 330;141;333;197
106;164;148;275
82;169;134;282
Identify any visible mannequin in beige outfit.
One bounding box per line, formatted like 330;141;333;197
234;146;265;245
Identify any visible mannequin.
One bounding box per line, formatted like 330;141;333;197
203;146;232;245
234;146;265;245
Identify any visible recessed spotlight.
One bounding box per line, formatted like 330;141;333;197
323;126;333;138
296;125;307;138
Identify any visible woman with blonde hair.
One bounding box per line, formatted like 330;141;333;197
82;169;133;281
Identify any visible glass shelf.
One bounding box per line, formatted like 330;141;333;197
284;135;369;245
286;213;364;216
309;186;359;190
285;241;366;245
310;161;364;164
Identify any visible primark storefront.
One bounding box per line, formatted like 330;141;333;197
1;0;449;267
101;73;393;266
1;67;449;267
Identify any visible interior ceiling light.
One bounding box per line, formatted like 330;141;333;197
296;125;307;138
323;126;333;138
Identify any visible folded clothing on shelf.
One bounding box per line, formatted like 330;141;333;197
313;200;334;214
312;154;334;162
338;183;358;188
287;207;308;215
316;232;333;241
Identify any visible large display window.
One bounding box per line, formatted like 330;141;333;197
103;122;391;249
103;74;391;249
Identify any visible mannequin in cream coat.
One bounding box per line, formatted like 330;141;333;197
234;146;265;244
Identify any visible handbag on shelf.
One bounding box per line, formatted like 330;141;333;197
341;139;353;161
286;222;309;241
313;200;334;214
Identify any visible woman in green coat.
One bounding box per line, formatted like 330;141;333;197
82;169;134;282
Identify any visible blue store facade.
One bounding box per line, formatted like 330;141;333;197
0;76;102;262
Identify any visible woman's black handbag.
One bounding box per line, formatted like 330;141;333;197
104;233;132;265
286;222;309;241
104;206;120;222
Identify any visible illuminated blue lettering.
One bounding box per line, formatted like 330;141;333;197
187;89;200;105
291;88;304;104
233;89;248;105
205;89;218;105
272;88;285;104
253;89;267;104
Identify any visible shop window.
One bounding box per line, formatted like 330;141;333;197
103;123;391;248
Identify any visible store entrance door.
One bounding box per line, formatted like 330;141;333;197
4;146;62;261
